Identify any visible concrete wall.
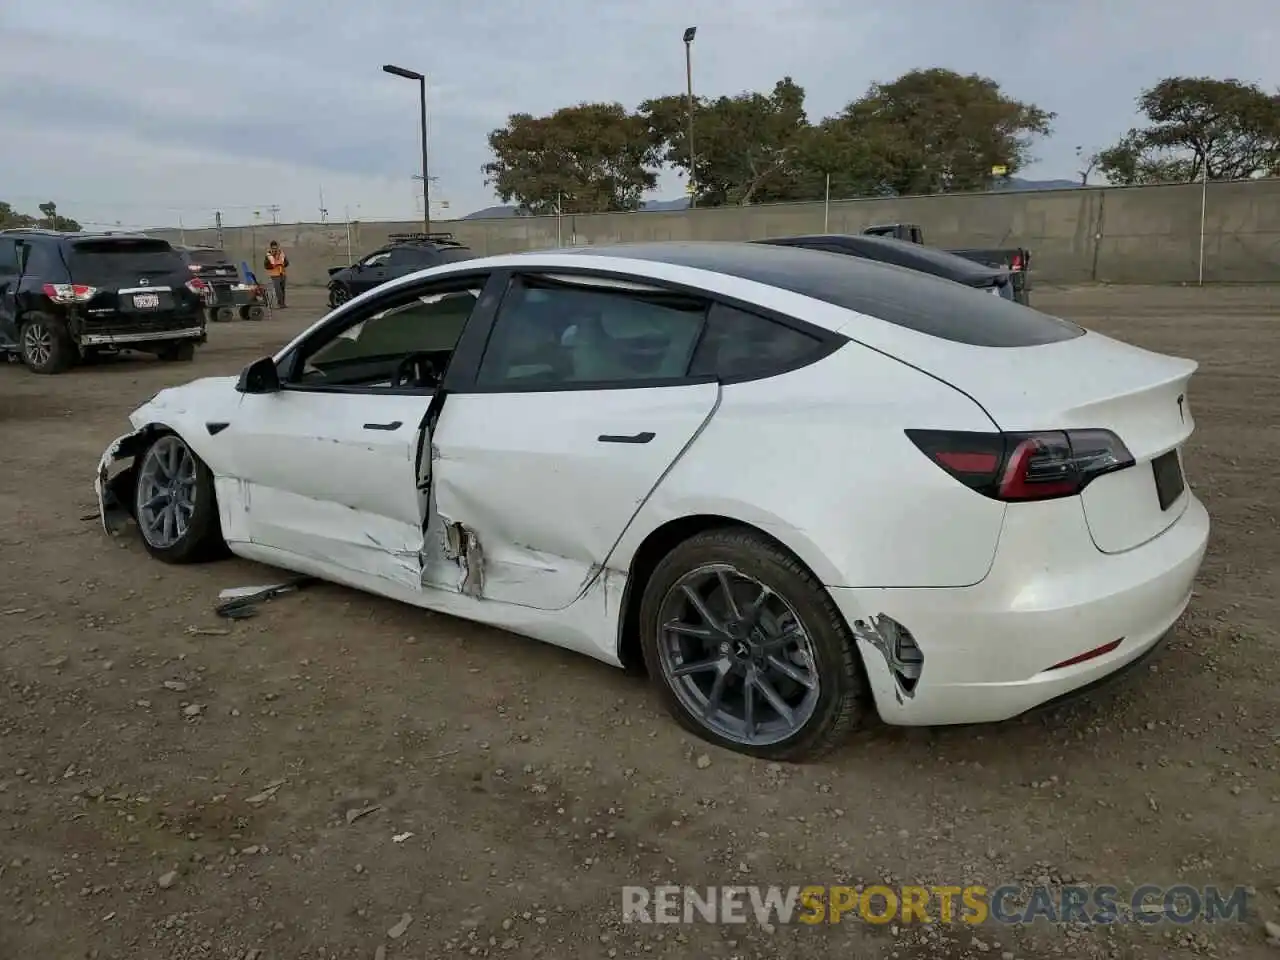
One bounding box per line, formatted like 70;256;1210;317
151;178;1280;287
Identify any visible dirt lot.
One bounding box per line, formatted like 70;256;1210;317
1;284;1278;960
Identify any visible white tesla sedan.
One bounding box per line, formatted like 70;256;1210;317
94;242;1209;760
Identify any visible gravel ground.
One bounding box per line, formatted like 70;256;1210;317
1;284;1277;959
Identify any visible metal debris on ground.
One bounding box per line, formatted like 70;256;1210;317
345;804;381;825
215;576;317;619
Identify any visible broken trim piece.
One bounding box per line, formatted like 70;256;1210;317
94;429;153;536
442;521;485;597
852;614;924;703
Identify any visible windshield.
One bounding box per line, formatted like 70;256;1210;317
68;239;184;283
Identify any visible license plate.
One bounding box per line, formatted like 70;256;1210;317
1152;450;1185;511
133;293;160;309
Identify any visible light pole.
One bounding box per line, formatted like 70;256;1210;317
383;63;431;233
683;26;697;209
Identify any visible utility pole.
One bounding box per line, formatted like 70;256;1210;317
318;186;328;223
268;204;280;225
383;64;431;233
683;26;698;209
214;211;223;250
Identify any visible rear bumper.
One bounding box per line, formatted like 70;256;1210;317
79;326;206;346
829;492;1210;725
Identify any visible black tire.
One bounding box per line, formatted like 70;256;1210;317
638;527;868;762
242;304;266;322
155;341;195;362
214;306;237;323
133;432;226;564
19;313;76;374
329;284;350;308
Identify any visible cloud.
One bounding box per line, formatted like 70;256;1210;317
0;0;1276;226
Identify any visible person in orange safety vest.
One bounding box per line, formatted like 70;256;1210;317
263;240;289;308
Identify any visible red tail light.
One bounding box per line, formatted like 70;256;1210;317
906;429;1134;502
42;282;97;303
1010;253;1024;271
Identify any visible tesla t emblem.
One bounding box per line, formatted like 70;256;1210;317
1176;393;1185;423
138;278;150;286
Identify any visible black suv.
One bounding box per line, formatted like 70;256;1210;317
327;232;473;307
175;245;266;323
0;230;209;374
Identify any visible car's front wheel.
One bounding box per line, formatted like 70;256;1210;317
329;283;350;308
134;433;225;563
639;527;868;761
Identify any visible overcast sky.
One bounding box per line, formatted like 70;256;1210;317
1;0;1276;230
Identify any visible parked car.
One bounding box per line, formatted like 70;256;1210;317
94;241;1208;760
174;245;266;323
754;233;1021;302
0;229;209;374
861;223;1032;304
327;232;473;307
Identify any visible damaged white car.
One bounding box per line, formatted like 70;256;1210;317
95;242;1210;760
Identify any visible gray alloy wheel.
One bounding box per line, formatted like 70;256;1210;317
22;321;53;368
135;434;199;551
655;562;822;747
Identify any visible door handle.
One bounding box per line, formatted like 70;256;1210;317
363;420;403;431
598;431;654;444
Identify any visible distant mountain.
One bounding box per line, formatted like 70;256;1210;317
460;178;1080;219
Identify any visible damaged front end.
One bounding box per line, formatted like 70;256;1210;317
95;429;153;535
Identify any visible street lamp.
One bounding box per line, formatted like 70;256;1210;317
383;63;431;232
682;27;697;209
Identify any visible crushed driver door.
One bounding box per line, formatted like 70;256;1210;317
234;389;433;588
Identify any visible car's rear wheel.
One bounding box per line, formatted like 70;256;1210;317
19;313;75;374
329;284;350;307
134;433;225;564
639;527;868;761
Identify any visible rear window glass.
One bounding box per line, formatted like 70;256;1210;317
573;243;1082;348
186;249;230;265
68;239;184;281
436;246;473;263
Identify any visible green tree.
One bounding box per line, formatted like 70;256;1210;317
835;68;1054;195
639;77;812;206
483;103;659;215
0;201;37;229
790;117;900;200
1097;77;1280;184
0;200;79;231
35;200;81;231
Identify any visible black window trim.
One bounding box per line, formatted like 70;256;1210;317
275;268;503;397
447;265;847;396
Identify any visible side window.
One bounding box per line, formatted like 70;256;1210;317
388;247;428;267
689;303;823;381
0;239;17;276
359;250;393;268
294;278;487;389
475;277;707;388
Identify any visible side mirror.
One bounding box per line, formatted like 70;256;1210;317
354;261;365;271
236;356;281;394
